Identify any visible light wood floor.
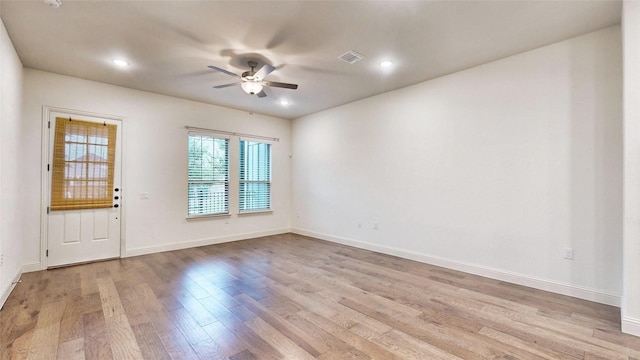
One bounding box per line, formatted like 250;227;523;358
2;233;640;359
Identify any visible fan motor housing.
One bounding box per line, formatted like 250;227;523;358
241;71;257;81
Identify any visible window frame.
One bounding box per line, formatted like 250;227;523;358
187;131;230;218
238;139;272;214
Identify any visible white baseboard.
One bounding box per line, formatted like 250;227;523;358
20;229;292;271
291;228;621;307
622;316;640;337
0;269;22;310
22;262;43;273
125;228;291;257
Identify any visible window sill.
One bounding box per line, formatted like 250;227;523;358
186;213;231;220
237;209;273;216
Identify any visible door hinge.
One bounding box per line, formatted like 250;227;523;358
46;206;49;214
46;250;48;257
47;164;50;171
48;121;50;129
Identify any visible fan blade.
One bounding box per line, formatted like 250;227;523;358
255;64;275;80
208;65;239;78
263;81;298;90
213;82;239;89
256;90;267;98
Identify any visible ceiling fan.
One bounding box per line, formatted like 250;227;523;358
208;61;298;98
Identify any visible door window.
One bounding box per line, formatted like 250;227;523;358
51;117;116;210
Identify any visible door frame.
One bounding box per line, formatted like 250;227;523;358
40;106;126;270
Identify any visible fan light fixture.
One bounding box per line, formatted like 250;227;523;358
208;60;298;97
241;81;263;95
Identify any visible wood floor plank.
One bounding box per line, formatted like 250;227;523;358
478;326;580;360
190;338;226;360
119;285;152;328
236;293;323;357
131;322;171;360
80;265;99;297
96;276;144;360
594;327;640;351
2;233;638;359
283;311;369;359
27;300;66;360
136;283;176;333
56;338;85;360
262;276;393;336
58;297;85;344
338;296;496;360
10;328;35;360
156;329;200;360
167;306;212;346
297;309;404;360
373;328;464;360
229;349;258;360
202;320;250;358
245;317;315;360
82;310;113;360
206;302;285;359
174;288;218;327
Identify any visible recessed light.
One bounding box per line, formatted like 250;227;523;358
380;60;393;68
280;100;289;106
113;59;129;67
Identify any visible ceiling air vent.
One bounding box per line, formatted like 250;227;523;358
338;50;365;64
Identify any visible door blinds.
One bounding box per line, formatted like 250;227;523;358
51;117;116;210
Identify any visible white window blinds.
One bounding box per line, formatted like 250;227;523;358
188;133;229;216
239;140;271;212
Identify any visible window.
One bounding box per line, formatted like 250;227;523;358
239;140;271;212
188;133;229;217
51;118;116;210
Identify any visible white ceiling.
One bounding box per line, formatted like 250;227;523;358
0;0;622;120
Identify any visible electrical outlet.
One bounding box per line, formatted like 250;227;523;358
563;247;574;260
357;221;362;228
140;192;149;199
373;223;379;230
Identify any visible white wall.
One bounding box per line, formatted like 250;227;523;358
622;1;640;337
22;70;291;268
0;17;24;307
292;26;623;305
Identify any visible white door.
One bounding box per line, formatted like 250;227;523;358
46;112;122;268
